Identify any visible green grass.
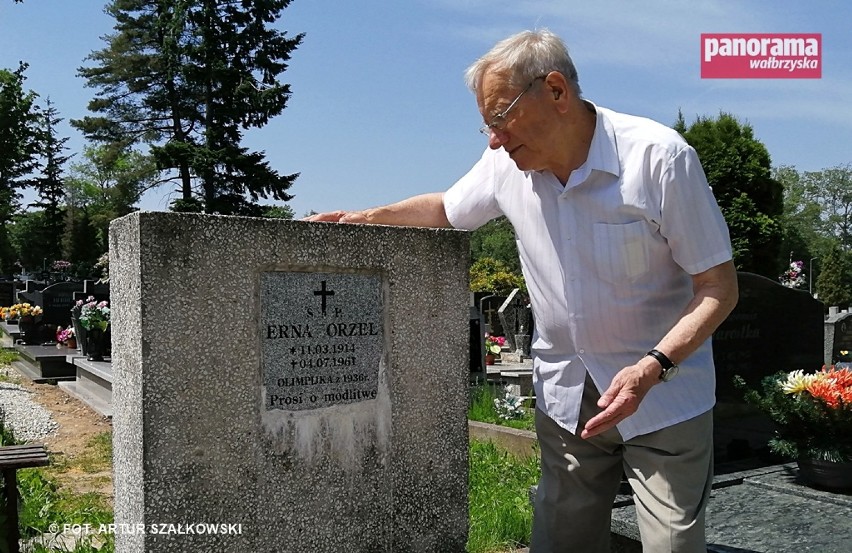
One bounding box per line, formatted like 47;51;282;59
0;349;19;378
468;439;539;552
3;373;539;553
50;432;112;475
469;384;536;432
0;418;114;553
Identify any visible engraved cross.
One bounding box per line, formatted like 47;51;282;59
314;280;335;315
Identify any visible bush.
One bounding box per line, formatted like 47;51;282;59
469;257;526;295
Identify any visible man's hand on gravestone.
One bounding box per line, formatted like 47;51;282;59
303;193;451;228
303;210;370;223
580;359;659;439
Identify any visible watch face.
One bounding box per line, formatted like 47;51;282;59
661;365;679;382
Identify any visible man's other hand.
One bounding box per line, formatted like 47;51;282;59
580;359;659;439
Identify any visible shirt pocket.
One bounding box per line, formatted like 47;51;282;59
592;221;650;285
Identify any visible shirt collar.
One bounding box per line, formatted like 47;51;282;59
557;100;621;192
583;100;621;178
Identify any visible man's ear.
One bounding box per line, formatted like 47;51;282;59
544;71;569;105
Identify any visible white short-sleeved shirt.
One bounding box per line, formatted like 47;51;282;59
445;103;733;440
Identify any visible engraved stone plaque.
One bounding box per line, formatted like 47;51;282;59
261;271;383;411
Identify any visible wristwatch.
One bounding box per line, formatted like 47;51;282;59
645;349;679;382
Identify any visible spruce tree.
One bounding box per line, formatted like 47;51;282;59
73;0;304;215
30;98;72;263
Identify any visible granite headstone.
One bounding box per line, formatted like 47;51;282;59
479;294;507;338
712;272;824;398
497;289;522;351
38;281;84;326
824;310;852;366
469;306;486;380
73;279;110;303
110;212;470;553
0;280;16;307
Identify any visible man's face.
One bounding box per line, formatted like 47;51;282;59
477;71;559;174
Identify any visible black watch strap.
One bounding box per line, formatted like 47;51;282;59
645;349;675;369
646;349;679;382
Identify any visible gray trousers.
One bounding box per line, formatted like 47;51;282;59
531;374;713;553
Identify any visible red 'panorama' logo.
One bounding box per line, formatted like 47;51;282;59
701;33;821;79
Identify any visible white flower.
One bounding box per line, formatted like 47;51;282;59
780;370;817;394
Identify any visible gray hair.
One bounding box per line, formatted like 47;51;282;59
464;29;581;96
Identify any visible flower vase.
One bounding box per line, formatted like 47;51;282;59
73;318;87;355
86;327;107;362
485;353;495;366
18;315;41;345
66;337;77;349
797;458;852;492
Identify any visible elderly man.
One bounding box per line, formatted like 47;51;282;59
308;29;738;553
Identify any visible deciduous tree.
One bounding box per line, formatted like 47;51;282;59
65;145;158;253
675;111;783;276
816;243;852;308
0;64;40;273
802;165;852;251
470;217;521;275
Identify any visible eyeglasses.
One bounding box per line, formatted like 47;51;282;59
479;76;546;136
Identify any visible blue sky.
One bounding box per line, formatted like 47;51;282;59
1;0;849;217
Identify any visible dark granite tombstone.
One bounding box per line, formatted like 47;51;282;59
35;282;84;327
72;279;110;303
712;272;824;399
479;294;507;337
824;311;852;366
0;280;16;307
710;273;824;466
15;281;84;345
21;280;46;298
469;307;486;380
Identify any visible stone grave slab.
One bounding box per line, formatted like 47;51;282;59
73;279;110;303
711;272;824;464
609;463;852;553
470;306;486;381
58;357;113;418
11;344;77;382
0;280;17;307
39;281;84;326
